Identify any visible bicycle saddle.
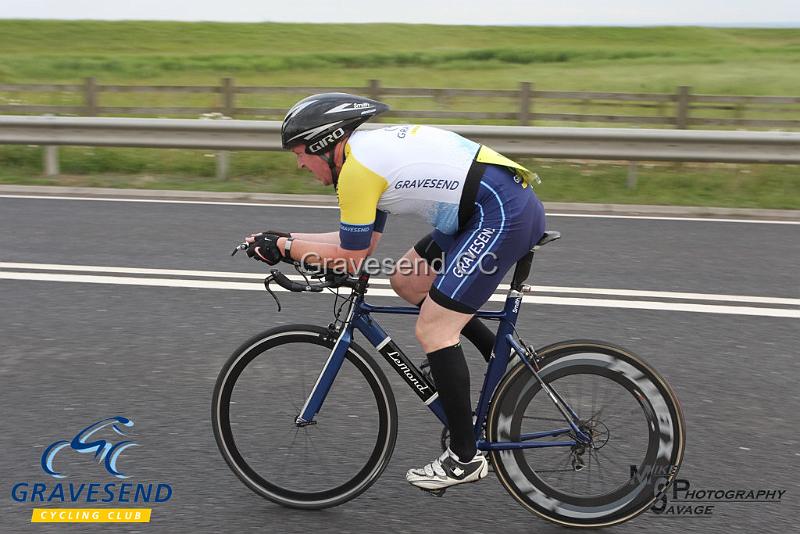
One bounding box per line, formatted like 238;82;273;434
533;231;561;250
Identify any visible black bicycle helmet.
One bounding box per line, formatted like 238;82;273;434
281;93;390;154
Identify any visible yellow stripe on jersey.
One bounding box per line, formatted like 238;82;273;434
475;145;540;188
338;146;389;226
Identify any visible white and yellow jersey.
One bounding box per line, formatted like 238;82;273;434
337;125;536;250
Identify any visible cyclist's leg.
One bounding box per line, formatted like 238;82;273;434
390;232;496;361
407;166;546;489
406;297;489;490
415;297;476;458
389;246;438;305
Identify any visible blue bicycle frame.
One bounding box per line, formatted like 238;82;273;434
294;277;582;451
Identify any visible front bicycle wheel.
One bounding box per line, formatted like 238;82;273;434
487;340;685;528
212;324;398;509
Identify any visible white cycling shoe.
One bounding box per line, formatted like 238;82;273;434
406;448;489;490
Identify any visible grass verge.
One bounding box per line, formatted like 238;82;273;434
0;146;796;209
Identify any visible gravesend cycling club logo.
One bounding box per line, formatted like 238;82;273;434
41;416;138;479
10;416;173;524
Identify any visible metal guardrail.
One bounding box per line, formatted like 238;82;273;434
1;115;798;180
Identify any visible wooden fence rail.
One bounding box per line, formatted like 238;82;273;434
1;77;798;130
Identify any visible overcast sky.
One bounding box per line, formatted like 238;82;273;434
2;0;798;26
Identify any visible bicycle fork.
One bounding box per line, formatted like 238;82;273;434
294;307;356;426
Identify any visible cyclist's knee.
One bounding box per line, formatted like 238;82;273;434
389;269;408;294
415;300;470;353
390;270;420;303
416;320;459;353
390;248;435;304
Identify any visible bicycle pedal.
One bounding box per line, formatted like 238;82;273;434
419;488;447;498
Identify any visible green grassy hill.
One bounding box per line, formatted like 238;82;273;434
1;20;798;94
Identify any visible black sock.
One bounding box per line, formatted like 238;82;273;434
416;298;495;363
461;317;495;362
426;343;476;463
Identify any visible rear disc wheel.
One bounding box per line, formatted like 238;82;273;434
487;340;685;527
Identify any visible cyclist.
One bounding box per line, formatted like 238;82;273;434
245;93;546;491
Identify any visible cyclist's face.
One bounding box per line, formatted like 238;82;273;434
292;145;332;185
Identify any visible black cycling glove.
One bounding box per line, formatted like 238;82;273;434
246;233;283;265
262;230;292;238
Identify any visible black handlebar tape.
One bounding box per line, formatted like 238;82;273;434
271;270;323;292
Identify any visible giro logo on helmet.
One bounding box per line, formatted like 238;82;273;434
325;102;373;114
308;128;346;153
287;121;344;145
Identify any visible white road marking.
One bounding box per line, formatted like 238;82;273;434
0;271;259;291
1;270;797;319
0;261;267;280
547;213;800;225
1;194;797;225
2;262;798;307
512;285;800;306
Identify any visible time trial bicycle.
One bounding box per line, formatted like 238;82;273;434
212;231;685;528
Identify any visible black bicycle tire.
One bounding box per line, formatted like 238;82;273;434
487;339;686;528
212;324;398;509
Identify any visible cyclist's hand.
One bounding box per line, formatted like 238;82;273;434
245;230;291;242
264;230;292;238
245;233;283;265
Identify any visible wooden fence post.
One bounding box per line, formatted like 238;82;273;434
367;79;381;101
675;85;691;129
519;82;532;126
221;77;235;117
84;77;98;116
367;79;383;121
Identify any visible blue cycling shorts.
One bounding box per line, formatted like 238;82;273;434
415;164;546;314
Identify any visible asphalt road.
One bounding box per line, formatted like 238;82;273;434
1;195;798;533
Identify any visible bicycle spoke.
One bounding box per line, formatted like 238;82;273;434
595;446;627;470
590;448;609;487
587;406;605;422
305;429;335;488
521;415;568;422
274;379;302;415
278;427;302;482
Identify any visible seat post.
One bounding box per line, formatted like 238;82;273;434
510;250;535;292
510;231;560;293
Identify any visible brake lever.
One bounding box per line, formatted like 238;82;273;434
263;274;282;312
231;242;248;256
